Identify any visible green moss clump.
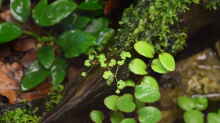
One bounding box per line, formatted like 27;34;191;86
0;108;41;123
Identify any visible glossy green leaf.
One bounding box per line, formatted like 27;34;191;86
134;41;155;58
137;106;161;123
90;110;104;123
0;22;22;43
121;118;136;123
78;0;103;11
128;58;148;75
159;52;175;71
208;112;220;123
184;110;204;123
57;30;96;58
151;59;169;74
177;96;195;111
51;57;68;85
135;76;160;103
33;0;77;26
110;112;124;123
37;46;55;69
10;0;31;22
85;18;109;35
192;97;208;111
21;61;50;91
74;16;91;30
116;94;136;113
104;95;119;111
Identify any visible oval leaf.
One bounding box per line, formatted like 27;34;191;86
10;0;31;22
57;30;96;58
159;52;175;71
121;118;136;123
135;76;160;103
134;41;155;58
51;57;68;85
137;106;161;123
33;0;77;26
184;110;204;123
177;96;195;111
128;58;147;75
90;110;104;123
37;46;55;69
110;112;124;123
21;61;50;91
104;95;119;111
116;94;136;113
208;112;220;123
151;59;169;74
0;22;22;43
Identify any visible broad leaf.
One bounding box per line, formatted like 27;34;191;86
177;96;195;111
116;94;136;113
135;76;160;103
37;46;55;69
57;30;96;58
193;97;208;111
21;61;50;91
90;110;104;123
151;59;169;74
85;18;109;35
10;0;31;22
104;95;119;111
159;52;175;71
33;0;77;26
121;118;136;123
184;110;204;123
78;0;103;11
0;22;22;43
134;41;155;58
137;106;161;123
208;112;220;123
51;57;68;85
128;58;148;75
110;112;124;123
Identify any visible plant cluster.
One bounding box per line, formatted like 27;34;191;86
0;108;40;123
177;96;220;123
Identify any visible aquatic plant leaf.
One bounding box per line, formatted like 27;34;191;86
128;58;148;75
208;112;220;123
56;30;96;58
21;61;50;91
10;0;31;22
0;22;22;43
104;95;119;111
192;97;208;111
32;0;77;26
90;110;104;123
159;52;175;71
137;106;161;123
116;94;136;113
51;57;67;85
110;112;124;123
151;59;169;74
37;46;55;69
121;118;136;123
78;0;103;11
135;76;160;103
134;41;155;58
184;110;204;123
177;96;195;111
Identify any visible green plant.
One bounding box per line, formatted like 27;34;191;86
90;110;104;123
0;108;41;123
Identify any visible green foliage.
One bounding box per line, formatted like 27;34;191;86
10;0;31;22
134;41;155;58
137;106;161;123
57;30;96;58
116;94;136;113
151;59;169;74
110;112;124;123
32;0;77;26
104;95;119;111
121;118;136;123
37;46;55;69
78;0;103;11
135;76;160;103
90;110;104;123
0;108;41;123
205;0;220;10
184;110;204;123
21;61;50;91
128;58;148;75
0;22;22;43
158;52;175;71
207;111;220;123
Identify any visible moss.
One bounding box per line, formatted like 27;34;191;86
0;108;41;123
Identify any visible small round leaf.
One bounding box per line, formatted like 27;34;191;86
208;112;220;123
159;52;175;71
193;97;208;111
121;118;136;123
104;95;119;111
134;41;155;58
110;112;124;123
151;59;169;74
128;58;148;75
177;96;195;111
116;94;136;113
90;110;104;123
184;110;204;123
137;106;161;123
